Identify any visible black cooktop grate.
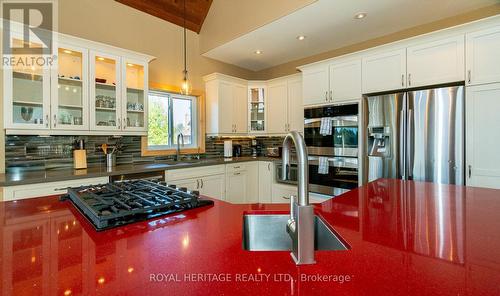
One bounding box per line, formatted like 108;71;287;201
61;179;213;231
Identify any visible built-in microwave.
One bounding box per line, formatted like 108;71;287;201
304;104;359;157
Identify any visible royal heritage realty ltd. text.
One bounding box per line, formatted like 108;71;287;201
149;273;353;284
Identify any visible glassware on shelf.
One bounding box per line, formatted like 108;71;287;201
57;47;84;126
249;87;266;132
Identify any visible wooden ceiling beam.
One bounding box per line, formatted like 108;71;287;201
116;0;213;33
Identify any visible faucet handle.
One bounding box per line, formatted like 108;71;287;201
290;195;296;218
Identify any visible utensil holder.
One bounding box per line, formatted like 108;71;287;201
106;153;116;168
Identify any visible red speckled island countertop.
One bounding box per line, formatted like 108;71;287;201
1;179;499;296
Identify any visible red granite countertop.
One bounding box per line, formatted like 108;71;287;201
1;179;499;295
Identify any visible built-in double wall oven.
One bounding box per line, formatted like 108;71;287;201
304;104;359;196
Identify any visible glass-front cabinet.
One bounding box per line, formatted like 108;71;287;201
122;59;147;131
3;37;51;130
248;83;266;133
3;33;152;135
51;44;89;130
90;51;122;131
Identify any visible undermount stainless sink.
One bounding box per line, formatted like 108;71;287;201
242;214;349;251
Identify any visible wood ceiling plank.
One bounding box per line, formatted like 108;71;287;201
116;0;213;33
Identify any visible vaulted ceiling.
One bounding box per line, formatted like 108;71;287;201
115;0;213;33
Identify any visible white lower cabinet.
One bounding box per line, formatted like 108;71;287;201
169;178;198;192
225;162;258;204
165;165;226;200
466;83;500;189
1;177;109;201
225;170;247;204
258;162;273;203
271;184;297;204
199;174;225;200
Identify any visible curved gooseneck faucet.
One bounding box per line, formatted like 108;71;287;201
282;131;309;205
282;131;315;265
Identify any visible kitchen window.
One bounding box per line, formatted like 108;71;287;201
142;90;200;154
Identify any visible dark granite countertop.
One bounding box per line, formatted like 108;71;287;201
0;156;280;187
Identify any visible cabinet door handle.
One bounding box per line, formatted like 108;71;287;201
234;172;241;175
233;166;240;169
329;90;332;101
467;70;471;84
45;114;49;127
196;179;200;189
118;118;121;129
201;178;204;188
123;118;127;129
468;165;472;178
282;195;290;200
401;74;405;87
325;91;328;102
53;114;57;127
267;163;271;171
408;73;412;86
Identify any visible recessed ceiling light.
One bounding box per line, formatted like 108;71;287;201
254;50;263;55
63;49;72;54
297;35;306;41
97;57;105;61
354;12;367;19
127;63;134;67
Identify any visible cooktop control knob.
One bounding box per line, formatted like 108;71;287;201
192;190;200;196
169;184;176;189
179;187;187;192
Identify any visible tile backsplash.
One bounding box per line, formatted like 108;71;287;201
5;135;284;173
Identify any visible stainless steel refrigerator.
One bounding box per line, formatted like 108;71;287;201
362;85;464;185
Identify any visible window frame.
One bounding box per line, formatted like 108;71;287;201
141;87;205;156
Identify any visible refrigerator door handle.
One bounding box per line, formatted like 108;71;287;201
407;109;414;179
399;110;406;179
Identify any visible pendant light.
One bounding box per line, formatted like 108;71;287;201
180;0;191;95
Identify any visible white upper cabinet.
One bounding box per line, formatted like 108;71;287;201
466;25;500;86
362;48;406;94
218;81;234;134
248;82;266;133
266;75;303;134
51;43;89;131
3;32;153;135
267;79;288;133
287;76;304;133
466;83;500;189
329;58;362;102
233;83;248;134
301;58;361;106
302;64;329;105
121;58;148;133
406;35;465;88
3;33;51;130
90;50;122;132
204;74;248;135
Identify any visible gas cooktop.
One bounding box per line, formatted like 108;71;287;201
61;179;213;231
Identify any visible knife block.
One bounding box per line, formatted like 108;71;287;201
73;150;87;169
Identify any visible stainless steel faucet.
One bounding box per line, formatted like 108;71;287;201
175;133;184;161
282;131;316;265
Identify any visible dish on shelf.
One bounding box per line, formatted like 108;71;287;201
20;107;34;122
95;78;107;83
